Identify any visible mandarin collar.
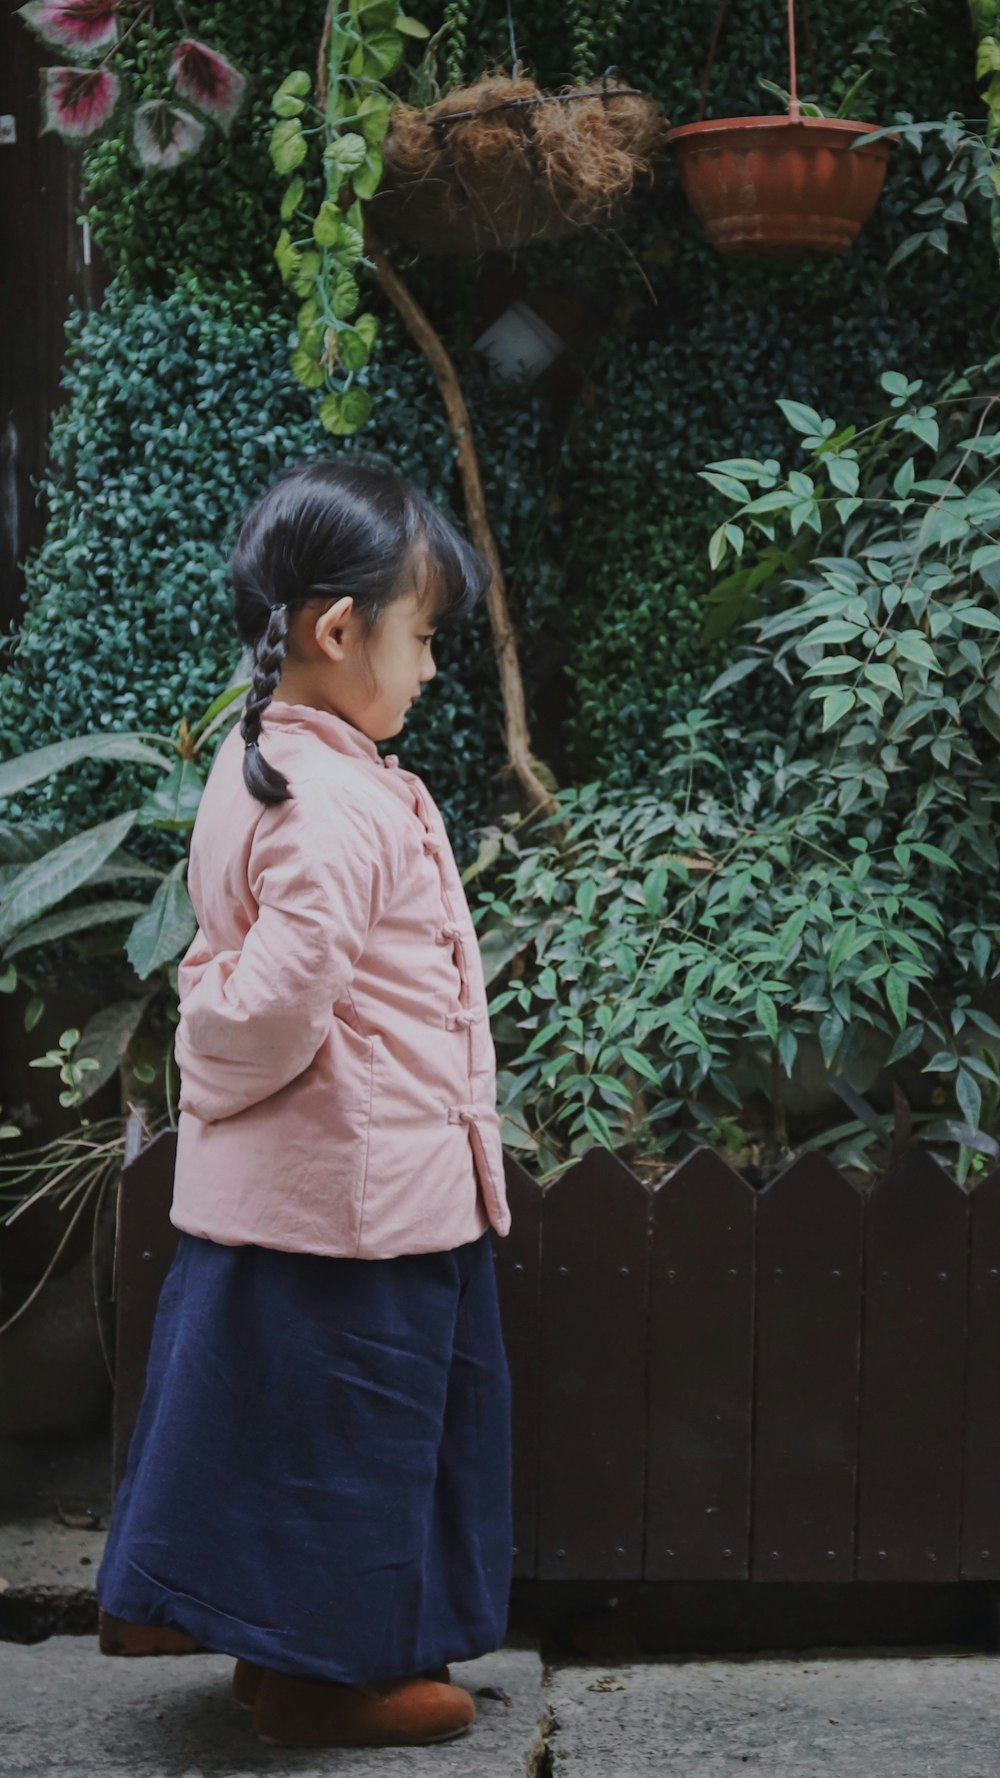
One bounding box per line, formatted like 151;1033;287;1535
261;700;391;767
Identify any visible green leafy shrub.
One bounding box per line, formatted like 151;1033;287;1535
475;359;1000;1183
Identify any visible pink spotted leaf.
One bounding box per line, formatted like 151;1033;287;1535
167;38;247;133
18;0;119;60
133;100;207;170
41;65;121;140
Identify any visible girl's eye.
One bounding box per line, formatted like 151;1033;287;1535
419;635;435;646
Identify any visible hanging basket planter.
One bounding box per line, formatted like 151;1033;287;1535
666;0;895;257
369;73;669;257
666;114;894;256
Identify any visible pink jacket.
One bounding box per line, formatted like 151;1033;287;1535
170;701;511;1259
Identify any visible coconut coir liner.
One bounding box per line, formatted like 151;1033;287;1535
372;73;669;255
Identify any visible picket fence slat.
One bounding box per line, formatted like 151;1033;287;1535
961;1167;1000;1579
751;1152;863;1581
492;1155;543;1580
535;1148;650;1580
646;1148;755;1580
857;1153;969;1581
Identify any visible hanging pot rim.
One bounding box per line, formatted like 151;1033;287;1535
665;114;898;151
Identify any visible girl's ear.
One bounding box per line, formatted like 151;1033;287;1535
314;595;355;661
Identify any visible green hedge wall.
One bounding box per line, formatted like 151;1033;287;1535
6;0;994;837
447;0;997;783
0;273;560;859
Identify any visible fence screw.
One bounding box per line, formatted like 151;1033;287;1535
774;1268;784;1279
938;1272;948;1281
664;1548;674;1558
722;1547;732;1558
619;1266;630;1277
826;1550;836;1560
513;1263;524;1274
667;1269;676;1281
991;1268;999;1278
878;1550;887;1560
831;1269;841;1278
615;1546;626;1556
556;1548;566;1559
728;1267;737;1277
558;1265;569;1276
981;1550;991;1560
141;1250;152;1262
770;1550;780;1560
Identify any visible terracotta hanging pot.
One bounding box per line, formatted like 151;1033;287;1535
667;0;895;257
665;113;894;256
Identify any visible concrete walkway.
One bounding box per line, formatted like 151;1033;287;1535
546;1652;1000;1776
0;1639;547;1778
5;1639;1000;1775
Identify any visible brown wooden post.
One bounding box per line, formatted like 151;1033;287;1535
961;1166;1000;1579
856;1152;969;1580
646;1147;755;1580
751;1152;863;1580
492;1153;544;1579
111;1124;180;1494
535;1148;651;1579
0;12;109;631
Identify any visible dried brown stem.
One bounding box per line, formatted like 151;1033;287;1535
314;1;554;813
365;229;555;813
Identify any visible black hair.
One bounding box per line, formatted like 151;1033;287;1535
231;452;489;806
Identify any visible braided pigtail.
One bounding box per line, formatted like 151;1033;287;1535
240;602;292;806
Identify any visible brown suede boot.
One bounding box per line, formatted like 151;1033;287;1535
232;1656;450;1711
252;1668;474;1746
232;1658;265;1708
98;1608;201;1657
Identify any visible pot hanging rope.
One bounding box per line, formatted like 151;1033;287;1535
665;0;895;256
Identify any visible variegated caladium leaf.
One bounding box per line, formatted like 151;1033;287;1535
167;37;247;134
41;65;120;139
133;99;206;170
17;0;119;61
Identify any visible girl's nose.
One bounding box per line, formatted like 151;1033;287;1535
421;653;438;684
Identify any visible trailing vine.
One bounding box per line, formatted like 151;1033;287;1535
969;0;1000;252
268;0;429;436
565;0;632;83
440;0;471;89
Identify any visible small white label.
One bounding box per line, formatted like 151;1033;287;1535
0;117;16;146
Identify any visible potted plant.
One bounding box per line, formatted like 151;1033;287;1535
665;1;895;256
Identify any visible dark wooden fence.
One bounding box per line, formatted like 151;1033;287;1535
112;1130;1000;1584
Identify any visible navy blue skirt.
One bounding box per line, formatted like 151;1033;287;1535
97;1227;512;1684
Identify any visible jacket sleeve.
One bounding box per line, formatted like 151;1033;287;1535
174;783;396;1124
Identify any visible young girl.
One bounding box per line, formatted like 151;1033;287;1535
96;455;514;1749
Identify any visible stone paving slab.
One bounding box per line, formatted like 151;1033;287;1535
0;1514;106;1590
546;1652;1000;1777
0;1638;547;1778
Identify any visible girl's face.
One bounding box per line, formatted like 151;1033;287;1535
350;582;440;741
273;553;440;742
